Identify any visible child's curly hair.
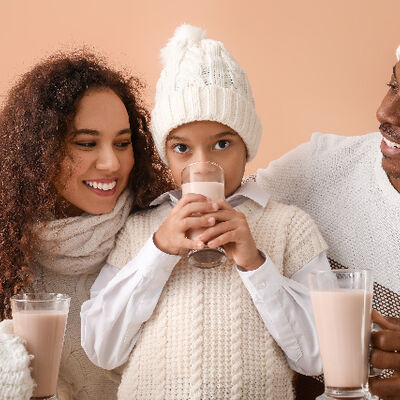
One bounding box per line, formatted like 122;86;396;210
0;50;173;319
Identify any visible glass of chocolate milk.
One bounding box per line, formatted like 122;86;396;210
11;293;70;400
308;269;378;400
181;161;226;268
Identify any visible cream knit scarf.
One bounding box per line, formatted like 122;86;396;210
35;190;133;276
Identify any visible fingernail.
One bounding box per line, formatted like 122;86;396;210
208;217;214;224
196;241;204;249
212;202;218;210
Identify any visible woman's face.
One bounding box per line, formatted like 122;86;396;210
55;88;134;216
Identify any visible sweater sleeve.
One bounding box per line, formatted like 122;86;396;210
0;321;35;400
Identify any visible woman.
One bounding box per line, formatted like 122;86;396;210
0;51;172;399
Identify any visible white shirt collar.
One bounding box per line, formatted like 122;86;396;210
150;181;270;208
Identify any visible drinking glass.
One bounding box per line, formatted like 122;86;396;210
181;161;226;268
308;269;377;400
11;293;70;400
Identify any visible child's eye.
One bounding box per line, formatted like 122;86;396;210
173;144;189;154
215;140;230;150
115;141;132;149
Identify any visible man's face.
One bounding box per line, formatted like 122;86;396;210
376;62;400;184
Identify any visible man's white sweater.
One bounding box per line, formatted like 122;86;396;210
257;132;400;317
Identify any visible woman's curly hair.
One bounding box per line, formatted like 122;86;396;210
0;51;173;319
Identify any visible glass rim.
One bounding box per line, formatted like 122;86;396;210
182;160;223;171
11;293;70;303
308;268;372;277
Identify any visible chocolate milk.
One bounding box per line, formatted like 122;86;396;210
182;181;224;239
310;289;372;389
13;310;68;397
182;181;224;200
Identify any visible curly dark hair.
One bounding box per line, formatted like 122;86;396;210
0;50;173;319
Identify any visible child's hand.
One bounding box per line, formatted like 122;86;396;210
197;199;264;270
154;193;218;255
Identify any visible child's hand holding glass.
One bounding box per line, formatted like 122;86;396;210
197;199;265;271
153;193;218;255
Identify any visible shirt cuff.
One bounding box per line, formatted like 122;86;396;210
132;234;180;280
237;252;285;298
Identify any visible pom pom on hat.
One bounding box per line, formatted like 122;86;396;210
151;23;262;165
160;24;207;67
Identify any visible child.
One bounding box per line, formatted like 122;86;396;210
81;24;329;399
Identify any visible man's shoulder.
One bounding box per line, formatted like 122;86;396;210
308;132;381;179
310;131;380;155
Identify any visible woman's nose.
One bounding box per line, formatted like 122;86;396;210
96;147;120;172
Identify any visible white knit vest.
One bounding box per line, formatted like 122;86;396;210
108;198;327;400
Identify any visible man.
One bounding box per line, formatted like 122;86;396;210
256;47;400;400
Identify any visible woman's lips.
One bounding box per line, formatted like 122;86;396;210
83;178;118;197
85;185;117;197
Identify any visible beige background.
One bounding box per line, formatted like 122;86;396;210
0;0;398;174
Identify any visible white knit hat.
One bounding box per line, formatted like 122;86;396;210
151;24;262;165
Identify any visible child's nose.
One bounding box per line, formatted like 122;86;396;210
192;150;211;165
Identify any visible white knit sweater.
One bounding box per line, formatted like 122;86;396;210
256;132;400;309
108;198;327;400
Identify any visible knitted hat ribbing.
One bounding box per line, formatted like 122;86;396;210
151;24;262;165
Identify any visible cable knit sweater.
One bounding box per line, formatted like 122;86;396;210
108;198;327;400
256;132;400;317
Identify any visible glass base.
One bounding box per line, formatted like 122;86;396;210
317;387;378;399
188;246;226;269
